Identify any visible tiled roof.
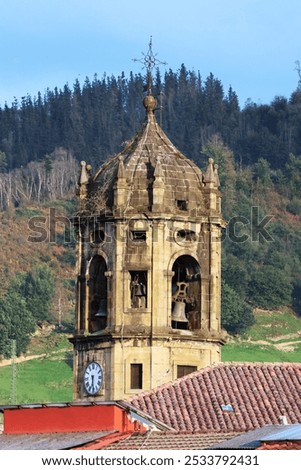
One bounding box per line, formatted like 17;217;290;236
0;431;114;450
211;424;301;449
128;363;301;432
258;441;301;450
104;431;240;450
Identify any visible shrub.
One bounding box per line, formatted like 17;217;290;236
286;198;301;215
0;291;35;357
11;266;55;321
221;280;255;334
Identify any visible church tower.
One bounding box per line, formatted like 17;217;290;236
70;49;226;401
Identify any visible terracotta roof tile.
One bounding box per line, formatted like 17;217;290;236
127;363;301;432
104;431;240;450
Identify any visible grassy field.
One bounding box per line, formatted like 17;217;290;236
0;332;73;405
0;357;73;405
222;308;301;362
0;309;300;405
222;341;301;362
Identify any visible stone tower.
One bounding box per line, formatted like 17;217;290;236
70;90;226;401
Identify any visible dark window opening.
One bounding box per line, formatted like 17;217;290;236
89;255;108;332
177;200;188;211
176;230;197;241
91;228;105;244
177;365;197;378
130;230;147;241
131;363;143;389
130;271;147;308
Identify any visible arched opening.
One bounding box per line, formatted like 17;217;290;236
89;255;108;332
171;255;201;330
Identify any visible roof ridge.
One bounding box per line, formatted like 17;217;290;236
219;361;301;367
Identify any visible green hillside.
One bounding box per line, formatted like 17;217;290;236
222;308;301;362
0;332;73;405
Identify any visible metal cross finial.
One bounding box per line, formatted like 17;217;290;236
133;36;167;95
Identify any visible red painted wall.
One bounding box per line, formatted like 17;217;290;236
3;404;140;435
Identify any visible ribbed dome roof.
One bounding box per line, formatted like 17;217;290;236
80;95;218;216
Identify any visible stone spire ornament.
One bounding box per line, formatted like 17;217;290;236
203;158;216;185
77;160;91;200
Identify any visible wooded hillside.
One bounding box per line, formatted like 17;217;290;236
0;65;300;357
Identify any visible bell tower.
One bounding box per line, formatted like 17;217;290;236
70;43;226;401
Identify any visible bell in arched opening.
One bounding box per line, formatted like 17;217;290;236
95;299;108;318
172;301;188;323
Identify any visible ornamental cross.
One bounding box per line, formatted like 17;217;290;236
133;36;167;95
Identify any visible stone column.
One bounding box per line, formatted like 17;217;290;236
114;221;127;327
151;221;167;329
209;224;221;331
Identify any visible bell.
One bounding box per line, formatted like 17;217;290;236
172;301;188;323
95;299;107;317
135;284;144;297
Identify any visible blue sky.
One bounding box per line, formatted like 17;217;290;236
1;0;300;108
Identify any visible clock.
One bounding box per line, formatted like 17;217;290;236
83;361;103;395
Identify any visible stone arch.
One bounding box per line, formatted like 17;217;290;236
88;255;108;332
171;254;201;330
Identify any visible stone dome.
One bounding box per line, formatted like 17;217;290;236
79;95;219;217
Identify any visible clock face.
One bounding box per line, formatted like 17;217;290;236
83;362;103;395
